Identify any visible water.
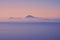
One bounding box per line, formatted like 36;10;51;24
0;22;60;40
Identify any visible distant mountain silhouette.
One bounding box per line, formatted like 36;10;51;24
9;17;15;19
0;16;60;22
25;15;36;18
8;17;21;20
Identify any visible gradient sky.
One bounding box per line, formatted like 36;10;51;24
0;0;60;18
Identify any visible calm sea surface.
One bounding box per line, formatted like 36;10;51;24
0;22;60;40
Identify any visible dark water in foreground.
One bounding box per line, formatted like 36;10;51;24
0;22;60;40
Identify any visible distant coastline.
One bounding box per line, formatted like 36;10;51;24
0;21;60;24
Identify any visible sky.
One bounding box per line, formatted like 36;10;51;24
0;0;60;18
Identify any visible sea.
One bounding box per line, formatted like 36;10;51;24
0;22;60;40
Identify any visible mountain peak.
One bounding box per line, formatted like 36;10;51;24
25;15;36;18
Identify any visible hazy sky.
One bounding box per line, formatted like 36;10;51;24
0;0;60;18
